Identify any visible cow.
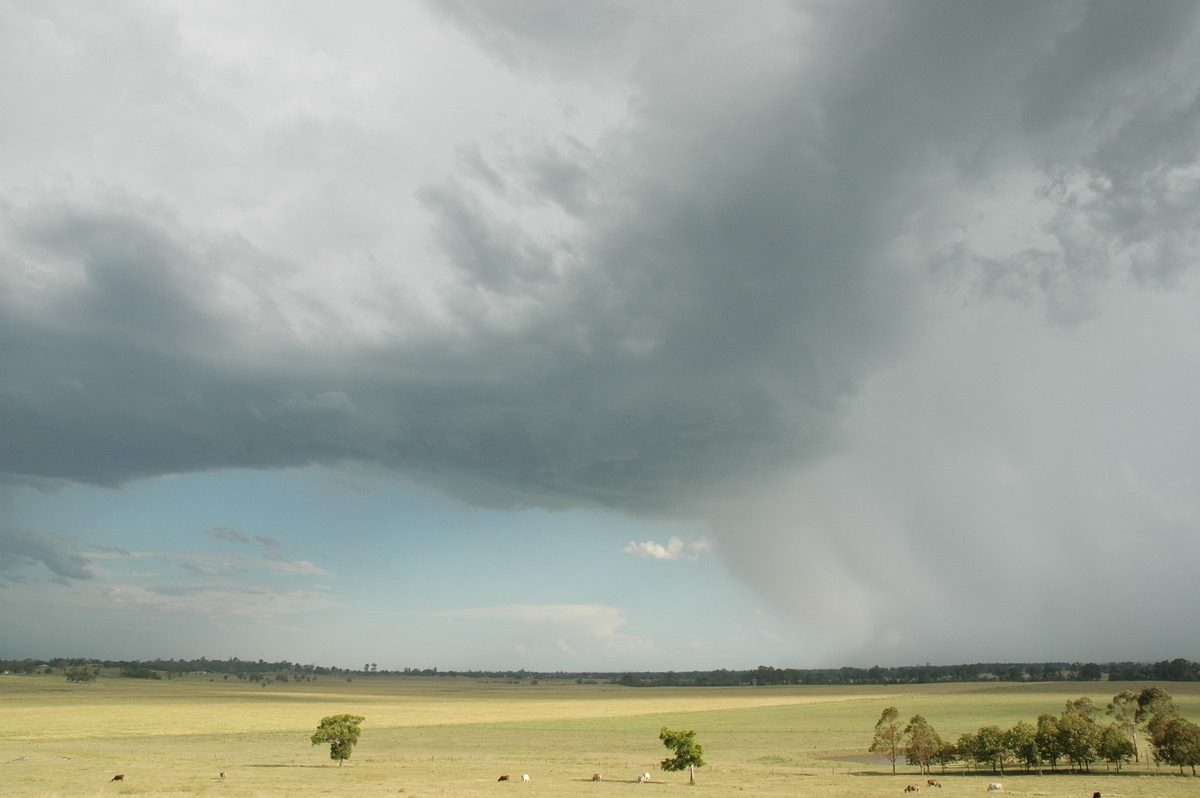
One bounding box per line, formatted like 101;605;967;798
592;773;602;781
904;785;920;793
1092;793;1101;798
927;779;941;787
522;774;530;782
111;774;125;782
219;771;226;779
638;772;652;783
498;775;510;781
987;784;1003;792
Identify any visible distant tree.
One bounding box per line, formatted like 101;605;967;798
1003;665;1025;682
870;706;903;774
904;714;941;774
659;727;705;784
1097;722;1135;772
1076;662;1103;681
1005;720;1039;772
64;667;96;684
311;714;365;766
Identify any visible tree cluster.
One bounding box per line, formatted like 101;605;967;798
871;687;1200;776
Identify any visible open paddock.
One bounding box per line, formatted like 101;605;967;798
3;674;1199;798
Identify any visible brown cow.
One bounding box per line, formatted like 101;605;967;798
927;779;941;787
111;774;125;782
498;775;510;781
904;785;920;793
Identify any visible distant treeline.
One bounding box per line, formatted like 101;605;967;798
3;657;1199;685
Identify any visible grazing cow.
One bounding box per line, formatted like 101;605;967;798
592;773;602;781
928;779;941;787
111;774;125;782
219;771;226;779
522;774;530;783
904;785;920;793
637;772;653;783
1092;793;1101;798
987;784;1003;792
498;775;510;781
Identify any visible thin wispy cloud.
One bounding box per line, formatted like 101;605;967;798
203;526;249;545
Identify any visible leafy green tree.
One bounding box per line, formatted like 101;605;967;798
1036;714;1063;772
659;727;705;784
1151;716;1200;775
975;725;1007;774
870;706;903;775
934;736;958;774
1136;686;1177;724
1106;690;1140;762
311;714;365;766
904;714;941;775
1057;711;1099;773
956;732;979;771
1064;696;1099;721
1005;720;1039;772
1097;722;1135;772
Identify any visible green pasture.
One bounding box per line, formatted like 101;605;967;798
3;673;1199;798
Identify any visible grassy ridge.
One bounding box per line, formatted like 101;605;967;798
3;674;1199;797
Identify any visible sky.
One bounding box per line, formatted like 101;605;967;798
2;1;1200;673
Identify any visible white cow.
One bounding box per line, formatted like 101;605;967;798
522;774;530;783
638;772;652;783
987;784;1003;792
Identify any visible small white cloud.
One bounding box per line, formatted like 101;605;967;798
623;535;711;561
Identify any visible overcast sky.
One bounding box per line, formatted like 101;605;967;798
3;0;1200;672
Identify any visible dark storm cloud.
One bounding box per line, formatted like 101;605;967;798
4;1;1200;513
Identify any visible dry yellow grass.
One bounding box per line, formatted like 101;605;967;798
3;673;1199;798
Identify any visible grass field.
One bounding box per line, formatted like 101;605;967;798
3;673;1199;798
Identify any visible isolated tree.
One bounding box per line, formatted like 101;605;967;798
904;714;941;774
311;714;365;766
659;727;705;784
870;706;903;774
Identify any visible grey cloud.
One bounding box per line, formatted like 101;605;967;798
0;527;94;581
4;0;1200;664
4;2;1200;516
204;526;249;545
